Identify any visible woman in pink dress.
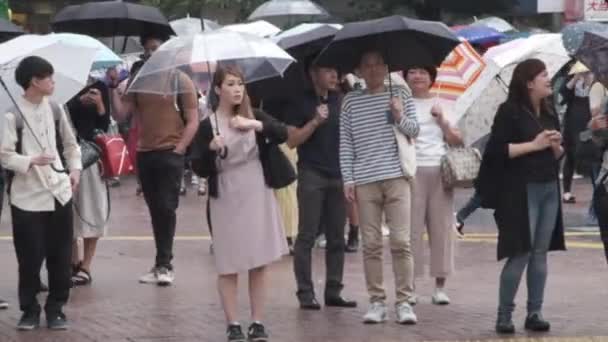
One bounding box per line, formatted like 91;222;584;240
191;66;288;342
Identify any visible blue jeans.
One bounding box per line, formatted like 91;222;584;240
456;190;481;224
498;182;559;317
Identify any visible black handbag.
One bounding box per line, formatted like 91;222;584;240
79;139;102;170
576;130;603;176
263;143;296;189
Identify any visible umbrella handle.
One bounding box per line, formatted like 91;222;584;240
0;76;68;174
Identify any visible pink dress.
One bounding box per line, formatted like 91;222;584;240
209;115;288;275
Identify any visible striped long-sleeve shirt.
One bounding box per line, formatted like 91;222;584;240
340;86;419;186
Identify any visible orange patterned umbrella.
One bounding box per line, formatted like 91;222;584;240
431;40;486;102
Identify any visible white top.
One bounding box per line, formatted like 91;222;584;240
413;97;457;167
0;96;82;211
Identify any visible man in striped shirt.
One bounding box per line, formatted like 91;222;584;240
340;51;419;325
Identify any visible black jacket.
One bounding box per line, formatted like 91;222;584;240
190;109;288;198
476;100;566;260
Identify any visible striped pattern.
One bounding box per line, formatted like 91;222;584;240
340;86;419;186
431;41;486;102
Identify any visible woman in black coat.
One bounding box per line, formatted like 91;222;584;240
477;59;566;334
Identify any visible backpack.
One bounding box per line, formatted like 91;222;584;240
5;101;64;194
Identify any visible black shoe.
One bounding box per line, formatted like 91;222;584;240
247;322;269;341
17;310;40;331
0;299;8;310
495;316;515;334
525;313;551;332
47;312;68;330
226;323;246;342
345;229;359;253
299;297;321;310
325;296;357;308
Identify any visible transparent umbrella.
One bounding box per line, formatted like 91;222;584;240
170;15;221;36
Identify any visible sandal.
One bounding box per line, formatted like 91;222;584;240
71;267;92;287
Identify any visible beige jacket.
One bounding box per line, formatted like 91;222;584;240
0;96;82;212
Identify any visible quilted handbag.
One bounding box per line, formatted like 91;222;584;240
440;147;481;189
393;126;417;179
79;139;102;170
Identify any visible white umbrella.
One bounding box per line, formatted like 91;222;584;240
455;33;570;145
50;33;123;70
0;34;98;138
471;16;516;33
127;30;295;95
170;16;221;36
223;20;281;38
248;0;330;26
271;22;342;42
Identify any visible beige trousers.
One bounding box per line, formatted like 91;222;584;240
411;166;455;279
356;177;414;305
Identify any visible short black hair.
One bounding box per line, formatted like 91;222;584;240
15;56;54;90
403;65;438;85
139;33;168;47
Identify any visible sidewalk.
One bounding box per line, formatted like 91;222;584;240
0;177;605;342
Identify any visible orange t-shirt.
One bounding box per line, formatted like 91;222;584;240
127;72;198;152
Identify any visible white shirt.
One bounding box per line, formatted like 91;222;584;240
413;97;457;167
1;96;82;211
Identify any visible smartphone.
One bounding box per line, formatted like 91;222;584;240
386;110;394;124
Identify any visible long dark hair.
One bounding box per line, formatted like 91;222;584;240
507;58;553;116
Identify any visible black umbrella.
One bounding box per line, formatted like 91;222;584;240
314;15;460;75
248;24;339;101
51;1;174;38
0;18;24;42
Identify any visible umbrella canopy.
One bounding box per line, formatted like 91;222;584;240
0;18;24;42
272;22;341;40
249;24;340;100
248;0;330;21
98;36;143;55
576;31;608;87
455;33;570;145
562;21;608;56
50;33;122;70
51;1;174;38
127;30;295;96
314;15;460;75
170;16;221;36
453;25;505;45
470;16;516;33
430;40;486;102
0;34;98;136
223;20;281;38
568;60;590;75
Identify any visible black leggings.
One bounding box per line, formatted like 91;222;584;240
562;144;577;193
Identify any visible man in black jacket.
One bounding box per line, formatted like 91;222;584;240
286;63;357;310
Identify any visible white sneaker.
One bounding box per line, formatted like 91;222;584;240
432;289;450;305
316;235;327;249
139;268;158;284
363;302;388;324
407;295;418;306
395;302;418;324
381;225;390;237
157;267;175;287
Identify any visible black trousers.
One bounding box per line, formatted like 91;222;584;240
12;200;73;314
137;149;184;270
293;167;346;301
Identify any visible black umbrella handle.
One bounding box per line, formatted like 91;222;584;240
0;76;68;174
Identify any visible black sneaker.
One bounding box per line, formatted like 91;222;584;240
226;323;246;342
0;299;8;310
17;310;40;331
525;313;550;332
47;312;69;330
247;322;269;341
